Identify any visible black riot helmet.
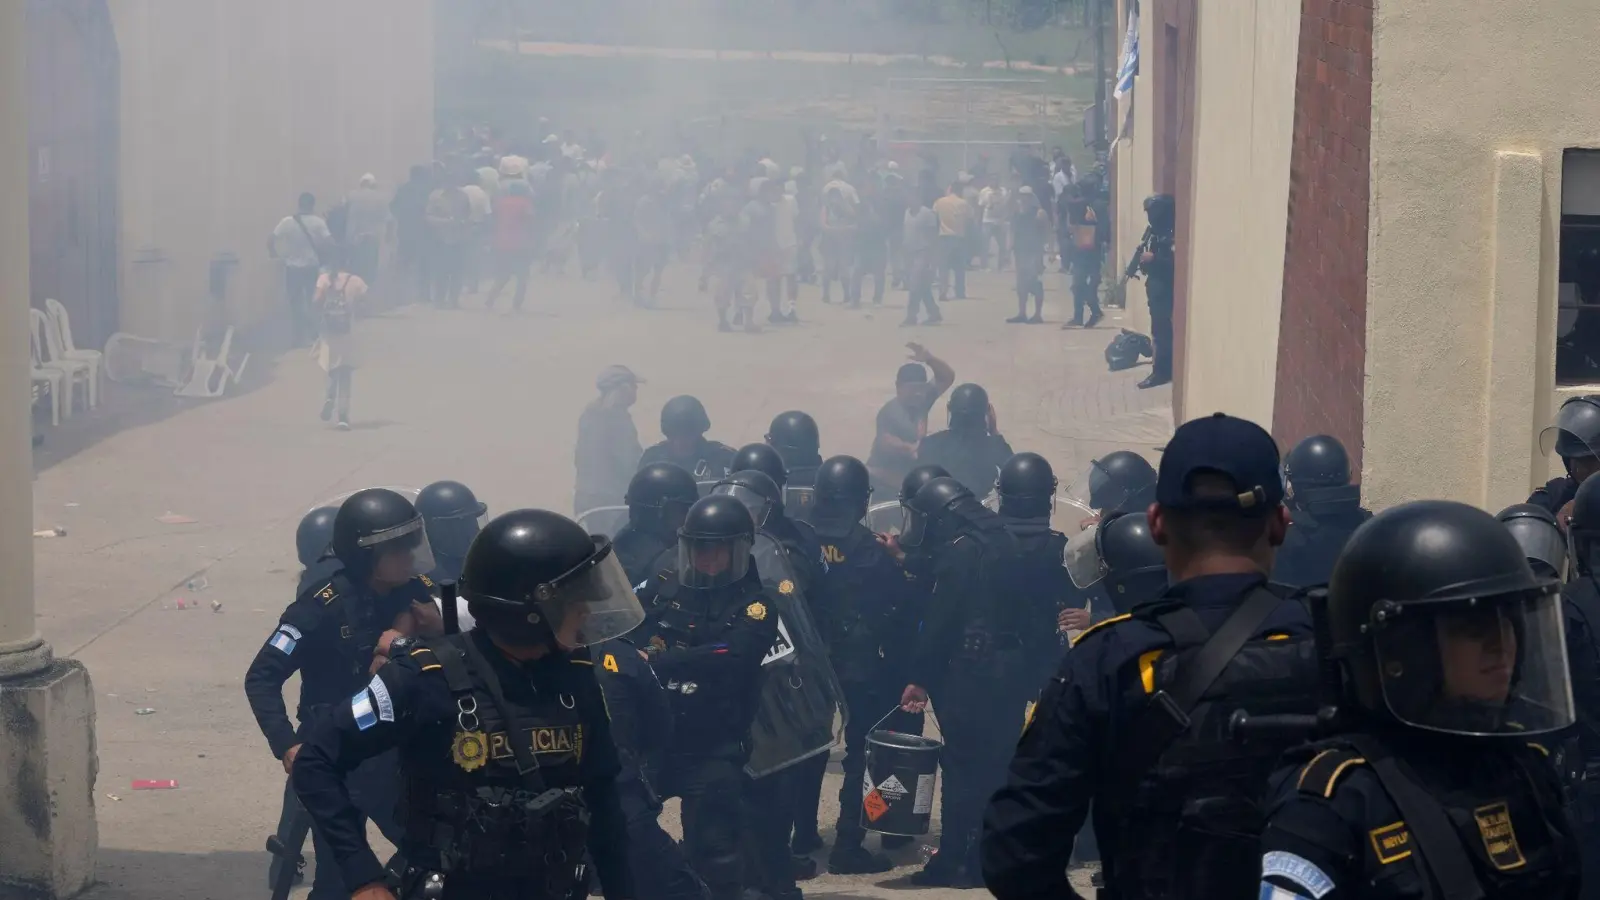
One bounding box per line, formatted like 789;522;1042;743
997;452;1058;517
625;463;701;539
1496;503;1568;581
711;469;786;529
766;411;821;461
1283;435;1352;491
1566;475;1600;578
731;443;789;488
814;455;872;519
460;509;644;650
946;383;990;431
1540;395;1600;465
1063;450;1158;515
660;395;712;440
296;506;339;569
900;464;951;503
1063;511;1167;614
1326;500;1572;738
900;476;975;549
677;494;756;589
1144;193;1175;233
332;488;436;581
416;480;488;583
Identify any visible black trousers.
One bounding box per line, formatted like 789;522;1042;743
658;749;747;900
931;667;1027;874
835;677;923;849
1071;250;1103;321
622;778;711;900
744;768;801;900
1149;286;1174;378
276;749;401;900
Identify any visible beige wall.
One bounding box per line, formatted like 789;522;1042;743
1176;0;1298;425
1362;0;1600;511
109;0;434;341
1112;0;1154;334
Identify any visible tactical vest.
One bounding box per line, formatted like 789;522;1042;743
956;514;1032;645
401;634;590;890
1293;735;1575;900
998;516;1071;665
813;525;898;679
641;574;764;747
1103;592;1320;900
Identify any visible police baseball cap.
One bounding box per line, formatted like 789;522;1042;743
897;363;929;385
1156;413;1284;515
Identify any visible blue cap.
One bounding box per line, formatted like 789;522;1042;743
1156;413;1284;515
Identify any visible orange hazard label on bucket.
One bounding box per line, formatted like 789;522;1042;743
863;789;890;822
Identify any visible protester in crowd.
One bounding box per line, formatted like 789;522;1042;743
269;191;333;347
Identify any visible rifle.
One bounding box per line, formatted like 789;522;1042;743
1118;225;1153;288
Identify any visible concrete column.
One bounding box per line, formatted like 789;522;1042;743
0;2;100;896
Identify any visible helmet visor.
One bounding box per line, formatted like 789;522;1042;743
1063;523;1109;589
1372;590;1573;736
1060;460;1150;516
711;483;774;528
424;510;486;565
356;516;437;577
899;507;931;548
534;538;646;648
1503;517;1567;581
576;506;631;540
1540;398;1600;458
678;533;754;589
784;485;816;521
863;501;904;535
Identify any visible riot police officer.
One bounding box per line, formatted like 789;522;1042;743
1273;434;1371;588
1498;503;1569;580
638;395;737;490
615;463;700;584
982;413;1319;900
297;505;339;572
1068;511;1168;616
248;489;440;899
292;508;643;900
416;480;487;583
1060;449;1158;523
731;442;791;491
993;452;1078;684
865;463;950;535
898;476;1034;887
1133;193;1174;390
1555;479;1600;897
1258;500;1579;900
711;468;826;599
808;455;920;874
767;411;823;522
591;636;710;900
1533;395;1600;518
633;495;781;900
916;383;1015;497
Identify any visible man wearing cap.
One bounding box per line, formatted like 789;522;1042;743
867;343;956;495
575;366;645;516
981;412;1320;900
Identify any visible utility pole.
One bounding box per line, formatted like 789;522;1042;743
1091;0;1109;167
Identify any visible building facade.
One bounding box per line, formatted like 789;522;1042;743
1112;0;1600;511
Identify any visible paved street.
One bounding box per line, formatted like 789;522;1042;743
36;265;1160;899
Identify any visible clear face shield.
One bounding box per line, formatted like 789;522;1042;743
531;538;646;649
677;533;754;589
1502;517;1567;582
899;506;932;548
711;483;775;529
1060;460;1148;518
863;501;904;535
359;516;438;581
424;504;488;565
1063;523;1109;589
1539;399;1600;464
1370;589;1574;737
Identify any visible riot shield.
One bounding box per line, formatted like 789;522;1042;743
863;501;905;535
784;485;817;524
744;532;846;779
576;506;630;540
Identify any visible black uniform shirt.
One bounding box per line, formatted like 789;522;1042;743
1560;578;1600;761
812;517;911;681
591;636;672;781
1273;507;1372;588
916;429;1015;498
291;628;633;896
1529;476;1579;517
906;533;991;688
980;573;1312;900
637;438;736;482
243;562;430;759
1260;733;1577;900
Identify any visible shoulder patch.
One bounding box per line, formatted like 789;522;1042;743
1070;613;1132;647
1368;821;1414;865
1295;747;1367;799
1261;851;1335;899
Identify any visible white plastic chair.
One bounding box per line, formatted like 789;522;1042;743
28;319;63;426
44;298;102;407
175;326;249;398
30;308;90;416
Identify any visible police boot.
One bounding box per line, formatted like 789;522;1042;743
827;846;893;875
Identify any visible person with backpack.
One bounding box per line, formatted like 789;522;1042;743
313;251;366;430
980;412;1321;900
269;191;333;347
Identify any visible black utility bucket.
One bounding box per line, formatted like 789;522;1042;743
861;730;943;836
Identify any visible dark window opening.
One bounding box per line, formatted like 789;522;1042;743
1559;149;1600;384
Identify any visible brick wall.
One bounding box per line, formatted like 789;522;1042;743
1272;0;1372;469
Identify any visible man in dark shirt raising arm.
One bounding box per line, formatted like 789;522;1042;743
866;342;954;495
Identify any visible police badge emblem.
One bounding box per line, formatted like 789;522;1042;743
747;601;768;621
777;580;794;595
452;730;488;772
649;634;667;651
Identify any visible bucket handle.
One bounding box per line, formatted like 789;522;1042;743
868;703;937;735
